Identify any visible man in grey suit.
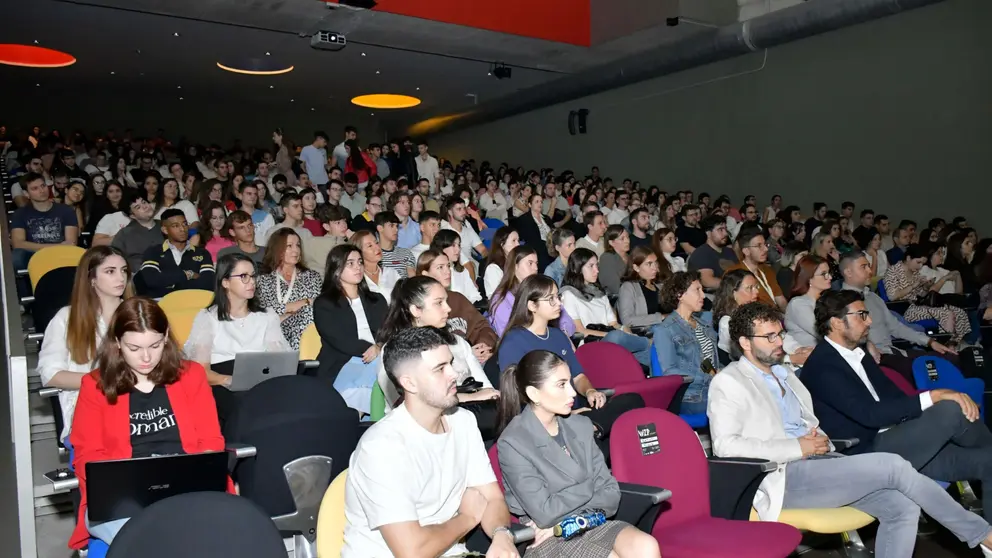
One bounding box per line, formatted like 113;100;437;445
342;327;519;558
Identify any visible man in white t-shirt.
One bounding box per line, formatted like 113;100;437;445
343;327;517;558
414;139;440;192
299;131;329;188
330;125;357;169
440;197;487;265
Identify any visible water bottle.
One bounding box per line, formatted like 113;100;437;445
553;510;607;540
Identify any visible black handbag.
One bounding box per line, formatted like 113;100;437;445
458;399;500;441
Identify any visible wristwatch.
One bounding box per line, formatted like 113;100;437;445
492;525;512;540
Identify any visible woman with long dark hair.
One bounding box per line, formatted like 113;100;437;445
344;139;375;187
946;233;979;293
483;226;519;298
598;224;629;296
430;229;482;303
375;276;497;412
313;244;388;412
650;227;684;281
197;200;234;261
496;350;661;558
560;248;652;366
488;246;577;338
185;253;289;417
497;275;645;456
544;228;576;286
617;246;664;329
39;246;133;443
712;269;759;360
69;297;227;550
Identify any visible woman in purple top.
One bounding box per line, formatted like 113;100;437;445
488;245;576;338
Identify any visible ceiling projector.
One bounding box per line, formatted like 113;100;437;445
311;31;347;51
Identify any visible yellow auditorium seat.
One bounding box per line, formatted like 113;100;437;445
27;245;85;290
316;469;348;558
164;308;200;347
299;323;322;361
751;505;875;553
158;289;214;313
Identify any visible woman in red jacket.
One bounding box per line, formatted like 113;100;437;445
68;297;227;550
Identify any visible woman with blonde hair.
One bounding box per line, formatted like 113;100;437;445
38;245;134;444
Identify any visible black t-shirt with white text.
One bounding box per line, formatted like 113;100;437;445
130;386;185;458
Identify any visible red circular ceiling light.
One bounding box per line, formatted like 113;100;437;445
0;44;76;68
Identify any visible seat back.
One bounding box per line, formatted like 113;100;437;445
877;279;890;302
299;323;321;361
369;382;386;422
879;366;921;396
224;376;360;518
576;342;644;387
912;356;985;415
162;307;199;346
649;344;662;378
31;266;76;333
271;455;334;543
106;492;286;558
480;227;498;250
315;470;349;558
483;218;505;230
158;289;214;313
610;408;710;528
487;444;504;489
28;245;85;290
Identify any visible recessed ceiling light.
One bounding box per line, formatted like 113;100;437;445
290;99;294;102
33;40;39;44
416;87;420;91
0;44;76;68
109;71;115;75
216;60;294;76
361;52;366;57
370;112;375;116
136;49;141;54
177;85;182;89
35;83;40;87
310;108;315;111
351;94;421;109
265;51;271;56
140;72;144;76
487;72;491;76
179;96;184;100
269;85;274;89
375;70;380;75
173;32;180;37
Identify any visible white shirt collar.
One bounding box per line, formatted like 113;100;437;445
825;336;866;361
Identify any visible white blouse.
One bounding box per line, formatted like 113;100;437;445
451;265;482;303
665;253;687;273
378;335;491;413
350;296;376;343
483;265;504;299
154;199;198;225
184;307;290;365
561;291;616;327
37;306;106;441
364;267;401;305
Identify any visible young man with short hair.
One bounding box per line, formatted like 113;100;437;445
629;207;652;250
411;210;441;262
727;228;787;310
875;214;893;251
441;197;487;264
217;210;265;265
137;209;215;297
376;212;416;278
330;125;358;169
343;327;517;558
853;209;875;240
111;194;165;273
300;131;330;192
239;180;275;245
265;192;313;245
417;178;440;213
391;191;422;249
340;172;367;218
11;172;79;275
841;201;856;233
676;206;705;255
542;181;571;228
805;202;828;243
687;215;738;290
304;204;352;275
415;139;440;192
575;210;607;256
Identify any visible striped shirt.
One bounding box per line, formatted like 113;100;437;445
694;322;717;369
380;246;415;278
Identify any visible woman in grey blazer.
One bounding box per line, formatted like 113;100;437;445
495;351;661;558
617;246;665;329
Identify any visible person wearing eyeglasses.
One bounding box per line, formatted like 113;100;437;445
785;256;836;349
804;289;992;524
726;228;787;310
710;301;992;558
185;253;290;423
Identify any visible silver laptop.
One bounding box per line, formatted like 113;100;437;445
229;351;300;392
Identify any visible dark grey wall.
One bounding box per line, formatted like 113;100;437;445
432;0;992;231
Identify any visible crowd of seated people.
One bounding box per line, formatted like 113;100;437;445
7;124;992;556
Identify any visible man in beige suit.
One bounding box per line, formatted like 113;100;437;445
708;302;992;558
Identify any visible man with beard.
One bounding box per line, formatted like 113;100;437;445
709;302;992;557
342;327;518;558
801;290;992;521
687;215;738;291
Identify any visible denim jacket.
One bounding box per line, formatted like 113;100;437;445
653;312;717;407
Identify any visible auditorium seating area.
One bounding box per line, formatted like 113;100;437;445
3;125;992;558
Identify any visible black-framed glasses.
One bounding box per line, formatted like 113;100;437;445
846;310;870;321
230;272;257;284
748;331;786;343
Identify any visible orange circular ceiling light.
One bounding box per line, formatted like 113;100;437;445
0;44;75;68
351;94;422;109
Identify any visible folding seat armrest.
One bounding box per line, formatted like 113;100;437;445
302;360;320;369
508;523;535;545
225;443;256;472
37;387;62;398
885;301;911;314
616;483;672;531
25;332;44;342
830;438;859;451
44;469;79;493
708;457;778;521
